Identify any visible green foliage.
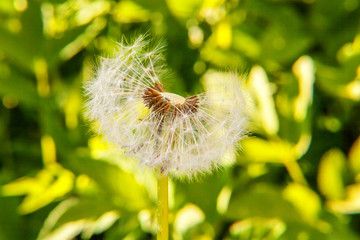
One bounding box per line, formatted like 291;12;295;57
1;0;360;239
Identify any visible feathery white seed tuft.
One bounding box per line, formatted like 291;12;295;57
83;35;249;179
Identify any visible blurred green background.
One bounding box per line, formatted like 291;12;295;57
1;0;360;239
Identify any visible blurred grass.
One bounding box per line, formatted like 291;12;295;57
0;0;360;239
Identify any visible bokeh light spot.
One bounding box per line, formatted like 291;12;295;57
2;95;19;109
14;0;27;12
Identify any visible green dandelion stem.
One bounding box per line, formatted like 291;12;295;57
157;169;168;240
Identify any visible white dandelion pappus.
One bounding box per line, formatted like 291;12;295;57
84;35;248;178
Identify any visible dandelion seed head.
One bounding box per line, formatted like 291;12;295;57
84;35;249;179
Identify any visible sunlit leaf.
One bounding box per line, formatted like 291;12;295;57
112;1;150;23
292;56;315;122
138;209;156;234
241;138;293;163
59;17;107;61
74;1;111;26
349;136;360;175
1;177;43;196
216;185;231;214
317;149;346;200
316;57;360;101
1;165;74;214
38;198;120;240
174;204;205;234
166;0;202;19
41;135;57;166
327;183;360;214
0;0;17;13
229;217;286;240
283;183;321;223
248;65;279;135
63;90;81;129
216;21;232;49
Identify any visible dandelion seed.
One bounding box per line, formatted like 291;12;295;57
84;35;249;178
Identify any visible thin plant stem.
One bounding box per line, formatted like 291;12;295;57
157;169;168;240
284;159;308;186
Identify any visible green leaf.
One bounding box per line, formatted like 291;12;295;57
0;197;21;240
279;221;327;240
0;63;38;107
0;1;43;72
103;215;141;240
315;57;360;101
226;184;302;222
320;211;360;240
72;158;150;211
175;170;230;223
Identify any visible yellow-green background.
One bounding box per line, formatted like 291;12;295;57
1;0;360;239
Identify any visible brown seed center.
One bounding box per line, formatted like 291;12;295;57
142;83;199;116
